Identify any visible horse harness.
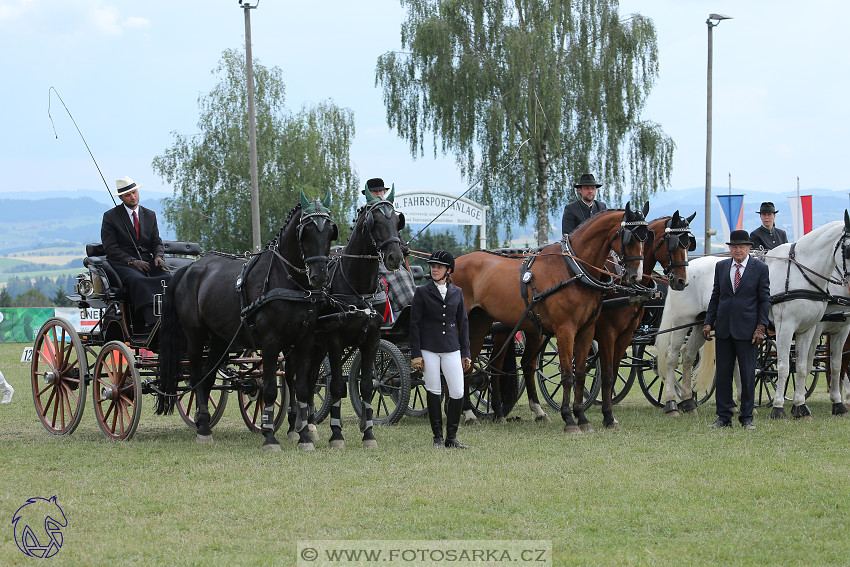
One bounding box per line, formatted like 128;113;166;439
769;235;850;305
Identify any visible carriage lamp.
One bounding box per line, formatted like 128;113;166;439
75;273;94;297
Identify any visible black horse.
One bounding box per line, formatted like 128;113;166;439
156;190;338;451
302;187;405;449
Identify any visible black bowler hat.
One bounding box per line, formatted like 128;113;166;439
574;173;603;188
362;177;389;196
726;230;753;246
756;201;778;214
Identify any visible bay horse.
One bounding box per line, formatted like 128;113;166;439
156;191;338;451
303;188;405;449
659;215;850;419
452;203;650;433
484;211;694;427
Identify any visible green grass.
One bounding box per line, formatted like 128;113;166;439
1;342;849;566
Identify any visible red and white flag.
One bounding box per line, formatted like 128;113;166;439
786;195;813;241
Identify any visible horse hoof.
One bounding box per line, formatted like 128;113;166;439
297;442;315;452
665;410;680;418
791;404;813;420
605;420;620;430
465;417;480;426
329;439;345;449
494;416;507;425
685;409;698;417
769;407;788;420
535;414;551;423
363;439;378;449
308;424;319;442
563;425;582;434
663;400;679;415
287;430;299;442
579;423;594;433
196;434;213;444
262;443;282;452
832;402;848;416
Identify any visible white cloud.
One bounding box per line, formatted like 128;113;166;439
91;5;122;35
124;16;150;29
0;0;36;24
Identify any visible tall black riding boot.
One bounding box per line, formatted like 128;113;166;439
426;392;444;448
444;397;469;449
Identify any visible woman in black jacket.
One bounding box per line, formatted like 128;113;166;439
410;250;472;449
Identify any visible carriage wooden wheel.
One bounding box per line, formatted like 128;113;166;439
348;339;411;425
535;336;601;412
92;341;142;441
177;370;229;430
31;317;90;435
634;342;713;407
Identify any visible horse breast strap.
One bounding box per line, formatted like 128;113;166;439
561;235;616;291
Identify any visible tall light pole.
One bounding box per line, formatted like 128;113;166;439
705;13;732;254
240;0;262;251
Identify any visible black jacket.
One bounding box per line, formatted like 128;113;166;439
410;281;471;359
705;257;770;340
101;204;164;265
749;225;788;251
561;199;607;234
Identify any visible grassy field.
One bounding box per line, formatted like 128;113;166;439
1;341;849;566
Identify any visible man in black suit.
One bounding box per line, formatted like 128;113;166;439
561;173;608;234
101;176;171;329
750;201;788;251
702;230;770;430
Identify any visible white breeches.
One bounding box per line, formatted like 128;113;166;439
422;350;464;400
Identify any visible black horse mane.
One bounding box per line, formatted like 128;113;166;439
649;215;673;223
264;203;303;250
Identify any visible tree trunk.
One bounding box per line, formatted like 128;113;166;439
536;141;551;246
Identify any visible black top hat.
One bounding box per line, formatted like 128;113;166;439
362;177;389;196
756;201;778;215
574;173;602;189
726;229;753;246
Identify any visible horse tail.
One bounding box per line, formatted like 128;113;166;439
154;265;189;415
694;338;716;394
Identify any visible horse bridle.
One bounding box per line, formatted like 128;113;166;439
611;219;652;268
360;199;403;263
653;218;695;278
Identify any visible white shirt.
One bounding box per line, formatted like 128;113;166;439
124;204;139;228
729;255;749;288
435;281;448;299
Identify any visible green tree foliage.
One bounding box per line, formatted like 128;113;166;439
12;288;51;307
0;287;11;307
376;0;674;245
51;287;75;307
153;49;359;252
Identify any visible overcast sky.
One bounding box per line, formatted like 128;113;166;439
1;0;848;206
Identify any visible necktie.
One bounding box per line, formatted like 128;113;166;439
132;210;140;239
734;263;742;291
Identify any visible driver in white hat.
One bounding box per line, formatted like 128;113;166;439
101;176;171;330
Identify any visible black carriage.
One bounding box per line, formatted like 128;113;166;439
30;241;289;441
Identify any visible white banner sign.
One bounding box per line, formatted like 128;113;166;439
393;192;485;226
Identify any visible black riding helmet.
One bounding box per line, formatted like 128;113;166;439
427;250;455;272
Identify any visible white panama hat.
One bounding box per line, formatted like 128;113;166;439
114;176;143;196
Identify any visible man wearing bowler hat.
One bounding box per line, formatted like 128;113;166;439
750;201;788;251
561;173;608;235
702;230;770;430
101;176;172;331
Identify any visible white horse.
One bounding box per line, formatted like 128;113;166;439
658;215;850;418
763;216;850;418
655;255;726;416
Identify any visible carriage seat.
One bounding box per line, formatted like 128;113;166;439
83;241;202;300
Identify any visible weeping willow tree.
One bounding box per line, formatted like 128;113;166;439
153;49;358;252
376;0;674;245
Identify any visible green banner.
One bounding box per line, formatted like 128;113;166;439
0;308;55;343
